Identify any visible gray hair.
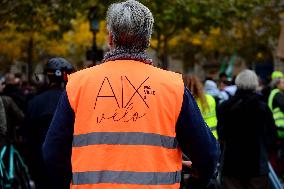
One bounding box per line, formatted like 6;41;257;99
235;69;259;90
106;0;154;52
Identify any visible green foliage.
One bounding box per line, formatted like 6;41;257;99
0;0;88;32
144;0;282;69
0;0;283;72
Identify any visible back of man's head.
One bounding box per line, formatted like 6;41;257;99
235;69;259;91
106;0;154;52
44;57;74;85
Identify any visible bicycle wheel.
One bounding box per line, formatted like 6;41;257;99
11;146;33;189
0;145;34;189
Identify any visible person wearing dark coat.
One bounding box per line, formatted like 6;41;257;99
217;69;277;189
42;1;220;189
23;57;74;189
0;75;24;148
2;73;27;112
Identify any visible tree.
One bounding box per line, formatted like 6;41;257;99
0;0;283;75
140;0;274;69
0;0;90;79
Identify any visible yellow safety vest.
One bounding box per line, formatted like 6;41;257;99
268;88;284;138
197;94;218;139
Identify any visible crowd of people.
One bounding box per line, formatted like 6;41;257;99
0;58;74;189
2;60;283;189
183;69;284;188
0;0;284;189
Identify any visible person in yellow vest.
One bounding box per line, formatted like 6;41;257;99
42;1;219;189
269;77;284;138
268;76;284;177
184;74;218;139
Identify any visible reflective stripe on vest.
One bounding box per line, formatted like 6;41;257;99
66;60;184;188
72;170;181;185
73;132;178;149
268;89;284;138
197;94;218;139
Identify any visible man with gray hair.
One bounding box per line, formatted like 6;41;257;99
43;1;219;188
217;69;277;189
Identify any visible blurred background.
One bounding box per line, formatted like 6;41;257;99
0;0;284;85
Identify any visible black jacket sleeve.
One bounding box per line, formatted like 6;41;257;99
176;87;220;188
42;91;74;189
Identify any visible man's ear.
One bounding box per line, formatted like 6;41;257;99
108;32;113;49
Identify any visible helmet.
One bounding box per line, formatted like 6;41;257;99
44;57;74;83
271;71;283;80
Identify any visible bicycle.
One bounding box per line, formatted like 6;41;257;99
0;144;34;189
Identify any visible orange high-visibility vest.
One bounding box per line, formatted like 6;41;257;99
66;60;184;189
